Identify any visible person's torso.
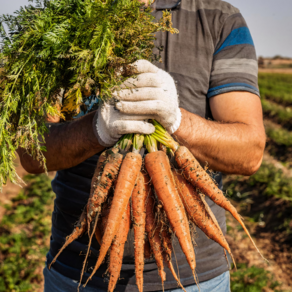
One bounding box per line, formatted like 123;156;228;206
49;1;239;290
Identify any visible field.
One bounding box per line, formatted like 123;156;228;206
0;72;292;291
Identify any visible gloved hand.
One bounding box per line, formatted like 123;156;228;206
93;60;181;147
115;60;181;134
93;102;155;147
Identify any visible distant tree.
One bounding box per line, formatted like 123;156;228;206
272;55;284;60
258;56;265;68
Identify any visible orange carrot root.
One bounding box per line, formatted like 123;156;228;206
132;172;148;292
145;151;197;275
87;152;123;234
90;150;108;194
49;150;111;269
160;217;186;292
172;169;236;268
108;203;131;292
175;146;266;261
49;209;87;269
84;152;142;287
145;189;166;287
94;226;102;245
144;237;152;260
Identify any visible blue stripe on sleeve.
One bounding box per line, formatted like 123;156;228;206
214;27;254;55
207;82;260;98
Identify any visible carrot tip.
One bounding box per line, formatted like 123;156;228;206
192;271;200;292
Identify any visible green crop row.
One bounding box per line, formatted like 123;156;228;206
231;264;287;292
0;174;54;292
265;122;292;147
225;161;292;241
226;161;292;202
262;99;292;127
258;73;292;106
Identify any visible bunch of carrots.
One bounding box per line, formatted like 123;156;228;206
49;120;265;292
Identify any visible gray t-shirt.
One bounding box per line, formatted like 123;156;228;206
48;0;259;290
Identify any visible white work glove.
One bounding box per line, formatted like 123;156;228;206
93;60;181;147
115;60;181;134
93;102;155;147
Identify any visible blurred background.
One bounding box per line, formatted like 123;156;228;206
0;0;292;291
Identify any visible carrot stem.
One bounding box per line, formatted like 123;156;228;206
144;135;158;153
133;134;144;154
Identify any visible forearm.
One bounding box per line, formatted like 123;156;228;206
174;108;266;175
17;111;105;173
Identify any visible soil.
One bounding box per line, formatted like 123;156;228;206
265;140;292;169
226;207;292;291
263;110;292;132
259;68;292;74
263;152;292;177
263;119;292;168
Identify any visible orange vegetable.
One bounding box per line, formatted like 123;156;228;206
108;203;131;292
84;152;142;287
132;172;148;292
145;151;197;279
160;215;186;292
48;209;87;269
87;151;123;234
144;237;152;260
49;150;109;269
173;169;235;267
145;189;166;286
175;146;265;260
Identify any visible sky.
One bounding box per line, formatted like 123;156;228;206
1;0;292;58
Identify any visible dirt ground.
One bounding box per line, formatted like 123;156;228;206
259;68;292;74
226;209;292;291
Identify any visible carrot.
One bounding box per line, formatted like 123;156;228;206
132;172;148;292
84;152;142;287
172;169;236;267
95;203;111;245
49;208;87;269
144;237;152;260
175;146;265;260
90;150;109;194
49;150;111;270
94;225;102;245
87;151;123;234
160;212;186;292
108;203;131;292
145;188;166;286
145;151;197;279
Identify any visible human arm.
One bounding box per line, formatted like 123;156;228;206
174;92;266;176
17;111;105;174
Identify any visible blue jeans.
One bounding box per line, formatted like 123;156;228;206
43;266;230;292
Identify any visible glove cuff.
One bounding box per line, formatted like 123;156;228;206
168;108;182;134
92;111;117;148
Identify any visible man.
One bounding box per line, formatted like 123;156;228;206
18;0;266;291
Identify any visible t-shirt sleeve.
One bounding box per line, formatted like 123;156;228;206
207;13;260;98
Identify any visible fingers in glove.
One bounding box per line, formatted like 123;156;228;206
116;112;155;121
116;100;172;116
131;60;159;74
113;120;155;135
113;88;165;101
120;73;161;89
